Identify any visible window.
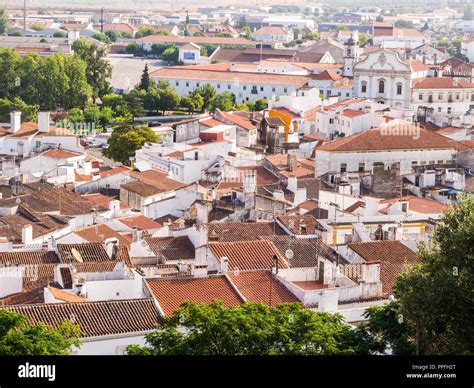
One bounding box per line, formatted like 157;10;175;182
186;82;189;87
284;88;288;93
260;86;264;91
428;95;433;103
358;163;365;172
196;83;200;87
338;92;341;96
217;84;221;89
228;84;231;89
447;107;452;114
329;118;334;124
438;93;443;100
471;93;474;101
378;80;385;94
346;92;350;97
272;87;276;92
456;93;460;100
251;85;258;94
418;94;423;101
396;84;402;95
420;161;426;165
429;160;435;165
401;202;408;213
175;81;179;86
437;160;443;164
361;81;367;93
340;163;347;173
194;152;199;160
438;107;442;112
243;86;247;90
412;161;418;165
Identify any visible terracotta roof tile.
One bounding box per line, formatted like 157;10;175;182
57;243;111;263
412;77;474;89
144;236;195;261
277;214;324;235
4;299;161;337
0;251;59;265
116;215;162;231
47;285;87;303
206;221;286;242
73;224;132;247
146;276;244;316
81;193;128;210
347;240;419;295
228;271;298;304
209;240;289;271
316;126;468;152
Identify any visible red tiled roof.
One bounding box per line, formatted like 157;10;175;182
0;251;59;265
150;67;312;87
117;215;162;231
4;299;161;337
99;166;131;178
209;240;289;271
57;243;111;263
146;276;244;316
380;196;445;214
412;77;474;89
81;193;128;210
74;224;132;247
312;69;342;81
129;169;187;192
206;221;286;242
47;285;87;303
228;271;298;305
144;236;195;261
216;109;257;131
41;149;83;159
316;126;467;152
340;109;365;118
139;35;255;46
200;118;225;127
277;214;324;235
347;241;419;295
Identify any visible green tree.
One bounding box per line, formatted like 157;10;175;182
180;95;196;113
254;98;268;111
0;6;7;35
0;98;38;122
156;87;180;115
394;20;415;28
335;25;347;32
136;26;156;38
356;301;416;355
358;33;370;47
30;22;46;31
138;63;151;91
104;30;120;42
63;54;92;109
394;196;474;355
72;39;112;100
194;84;216;112
0;48;21;99
127;301;365;355
104;124;158;164
126;42;144;57
161;46;179;64
123;89;146;117
210;91;234;112
53;31;67;38
37;54;69;110
0;310;80;355
92;32;111;44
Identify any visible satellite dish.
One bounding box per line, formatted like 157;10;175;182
233;267;240;276
285;249;294;260
71;248;83;263
15;198;21;205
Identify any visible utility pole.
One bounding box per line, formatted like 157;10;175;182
23;0;26;36
100;7;104;34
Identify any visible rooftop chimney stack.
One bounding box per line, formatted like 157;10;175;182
21;224;33;245
10;111;21;134
38;111;50;133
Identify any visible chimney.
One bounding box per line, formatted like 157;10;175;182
38;111;50;133
287;152;297;172
220;256;229;274
287;175;298;193
21;224;33;244
10;111;21;134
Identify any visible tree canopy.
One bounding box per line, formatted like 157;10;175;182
103;123;158;165
0;310;80;355
127;301;366;355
